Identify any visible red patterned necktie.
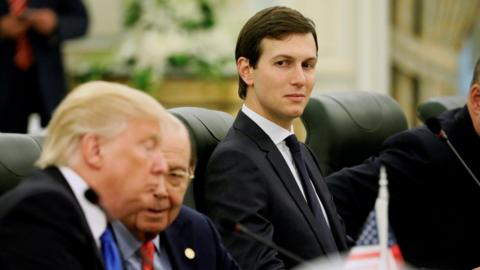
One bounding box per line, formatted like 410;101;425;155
9;0;32;70
140;240;155;270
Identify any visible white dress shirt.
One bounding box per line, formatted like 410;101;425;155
241;105;330;226
59;166;107;248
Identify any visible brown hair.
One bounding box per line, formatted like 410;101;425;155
471;58;480;87
235;6;318;99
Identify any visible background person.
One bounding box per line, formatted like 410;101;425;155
0;0;88;133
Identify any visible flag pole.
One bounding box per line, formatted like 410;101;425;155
375;165;395;270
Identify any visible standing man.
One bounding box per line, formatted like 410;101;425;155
326;58;480;269
0;81;170;270
204;6;347;269
112;115;239;270
0;0;88;133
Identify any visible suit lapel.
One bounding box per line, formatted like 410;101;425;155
163;211;195;270
234;112;330;252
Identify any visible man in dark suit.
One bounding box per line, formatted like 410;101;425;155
326;59;480;269
113;115;239;270
204;6;347;269
0;81;171;269
0;0;88;133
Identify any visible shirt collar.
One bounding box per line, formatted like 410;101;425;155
111;220;161;260
242;104;293;144
59;166;107;248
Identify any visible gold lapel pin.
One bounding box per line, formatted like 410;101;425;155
184;248;195;260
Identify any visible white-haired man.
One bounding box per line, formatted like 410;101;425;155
113;115;239;270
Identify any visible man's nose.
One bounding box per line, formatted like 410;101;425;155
290;64;306;87
152;151;168;175
153;174;168;197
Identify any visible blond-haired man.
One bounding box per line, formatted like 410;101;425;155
0;81;169;270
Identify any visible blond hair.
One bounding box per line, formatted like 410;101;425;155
36;81;168;168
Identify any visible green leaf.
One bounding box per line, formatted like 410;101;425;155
131;68;153;92
124;1;142;28
167;54;192;67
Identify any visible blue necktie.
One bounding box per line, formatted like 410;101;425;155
285;134;338;253
100;226;123;270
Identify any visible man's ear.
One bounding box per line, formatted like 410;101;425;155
237;57;254;86
79;133;103;169
469;84;480;113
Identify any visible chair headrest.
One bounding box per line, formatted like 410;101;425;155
417;96;466;122
0;133;43;196
302;91;408;175
169;107;234;211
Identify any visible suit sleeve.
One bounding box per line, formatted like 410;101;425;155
205;148;286;270
28;0;88;48
55;0;88;41
326;129;436;240
0;190;93;270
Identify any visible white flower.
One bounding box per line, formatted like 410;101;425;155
116;0;232;81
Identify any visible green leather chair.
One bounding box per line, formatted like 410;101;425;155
301;91;408;176
169;107;234;212
417;95;466;122
0;133;43;196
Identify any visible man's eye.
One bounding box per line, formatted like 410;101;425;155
167;170;189;186
169;171;184;179
275;60;288;66
302;62;316;69
143;139;157;151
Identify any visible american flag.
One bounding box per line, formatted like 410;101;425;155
344;166;404;270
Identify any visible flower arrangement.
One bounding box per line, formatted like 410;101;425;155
116;0;234;91
74;0;235;93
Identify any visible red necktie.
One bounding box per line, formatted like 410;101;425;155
9;0;32;70
140;240;155;270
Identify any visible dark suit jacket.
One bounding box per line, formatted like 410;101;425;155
0;0;88;119
327;106;480;269
0;167;104;270
161;206;239;270
204;111;347;270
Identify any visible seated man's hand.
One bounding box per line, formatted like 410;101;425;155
0;15;30;39
25;8;57;35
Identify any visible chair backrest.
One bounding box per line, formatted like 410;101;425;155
301;91;408;176
417;95;466;122
169;107;234;212
0;133;43;196
0;108;234;210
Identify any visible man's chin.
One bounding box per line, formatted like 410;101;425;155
286;110;304;119
143;231;162;241
286;104;306;116
141;225;167;240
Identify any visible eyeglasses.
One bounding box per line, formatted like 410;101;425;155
167;169;195;181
